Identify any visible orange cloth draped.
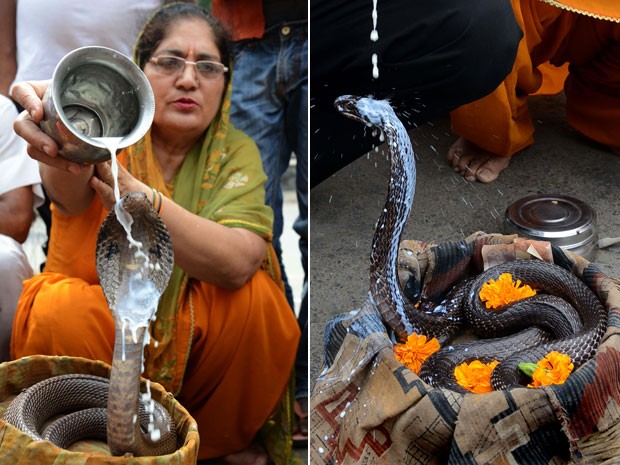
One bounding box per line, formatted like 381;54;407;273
12;185;300;460
450;0;620;156
541;0;620;22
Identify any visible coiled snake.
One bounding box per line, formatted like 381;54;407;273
4;192;178;456
335;95;607;391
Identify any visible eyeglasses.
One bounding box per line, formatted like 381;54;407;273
149;55;229;79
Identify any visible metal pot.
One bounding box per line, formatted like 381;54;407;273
503;194;598;262
41;46;155;164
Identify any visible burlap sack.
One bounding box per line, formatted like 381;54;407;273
311;232;620;465
0;355;199;465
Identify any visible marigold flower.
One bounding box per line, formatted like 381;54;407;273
454;359;500;394
527;351;574;388
393;333;440;374
478;272;537;309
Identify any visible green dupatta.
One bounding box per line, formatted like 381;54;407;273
125;63;274;394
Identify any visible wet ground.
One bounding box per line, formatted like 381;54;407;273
309;92;620;389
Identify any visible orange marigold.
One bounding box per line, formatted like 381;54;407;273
528;351;574;388
454;359;500;394
478;272;537;310
393;333;440;374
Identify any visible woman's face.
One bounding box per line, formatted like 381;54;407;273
144;18;226;139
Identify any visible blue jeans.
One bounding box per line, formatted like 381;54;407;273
230;21;308;399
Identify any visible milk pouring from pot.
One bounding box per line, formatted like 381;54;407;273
40;46;155;164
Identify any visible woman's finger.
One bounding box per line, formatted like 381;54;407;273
94;161;115;186
90;175;115;211
13;110;59;157
11;80;49;122
14;111;86;174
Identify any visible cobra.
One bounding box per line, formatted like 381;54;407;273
335;95;462;343
334;95;607;391
4;192;177;456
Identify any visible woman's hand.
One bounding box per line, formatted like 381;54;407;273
11;80;86;174
90;161;150;211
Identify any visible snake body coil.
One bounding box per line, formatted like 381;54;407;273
335;94;607;391
4;192;177;456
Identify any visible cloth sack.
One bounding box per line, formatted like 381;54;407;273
311;232;620;464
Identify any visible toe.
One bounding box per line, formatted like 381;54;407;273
447;137;466;165
475;156;510;183
475;167;499;183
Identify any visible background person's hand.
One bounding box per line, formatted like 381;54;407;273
11;80;86;175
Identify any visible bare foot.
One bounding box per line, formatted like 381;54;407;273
219;443;270;465
447;137;511;183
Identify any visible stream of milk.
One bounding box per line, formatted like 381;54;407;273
371;0;379;78
95;136;163;442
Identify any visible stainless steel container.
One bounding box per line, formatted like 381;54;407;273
503;194;598;261
41;46;155;164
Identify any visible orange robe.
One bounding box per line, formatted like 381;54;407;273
12;196;300;459
450;0;620;156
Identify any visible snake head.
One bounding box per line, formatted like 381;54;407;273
335;95;366;125
335;94;395;129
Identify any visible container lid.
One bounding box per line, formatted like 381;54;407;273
504;194;597;248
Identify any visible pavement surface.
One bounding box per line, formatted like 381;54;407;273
309;92;620;390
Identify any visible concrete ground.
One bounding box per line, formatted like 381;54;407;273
309;93;620;388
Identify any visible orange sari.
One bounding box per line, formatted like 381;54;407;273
450;0;620;155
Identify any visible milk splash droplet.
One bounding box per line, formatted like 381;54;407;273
372;53;379;79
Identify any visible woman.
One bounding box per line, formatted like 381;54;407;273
11;3;300;464
310;0;523;186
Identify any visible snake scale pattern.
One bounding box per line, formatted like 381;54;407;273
335;95;607;391
4;192;178;456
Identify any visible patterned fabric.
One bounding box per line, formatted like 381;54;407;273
311;232;620;464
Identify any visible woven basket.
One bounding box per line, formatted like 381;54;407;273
0;355;199;464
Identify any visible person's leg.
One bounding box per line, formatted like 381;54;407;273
284;23;309;399
11;273;115;361
278;27;309;445
179;273;300;461
447;0;572;183
0;235;33;361
229;28;295;308
310;0;522;186
562;16;620;152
